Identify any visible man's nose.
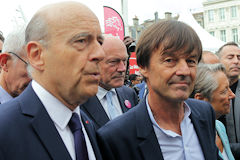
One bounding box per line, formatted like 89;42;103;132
175;60;191;76
117;60;126;72
89;41;105;63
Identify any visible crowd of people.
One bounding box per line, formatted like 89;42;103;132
0;1;239;160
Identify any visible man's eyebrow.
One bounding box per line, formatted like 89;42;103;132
68;33;91;43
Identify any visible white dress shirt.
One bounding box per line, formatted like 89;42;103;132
146;96;205;160
96;86;123;119
32;80;96;160
0;85;13;104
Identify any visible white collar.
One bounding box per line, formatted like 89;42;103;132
32;80;81;130
96;86;116;100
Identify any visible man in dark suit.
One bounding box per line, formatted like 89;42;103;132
0;2;105;160
81;36;138;129
97;20;221;160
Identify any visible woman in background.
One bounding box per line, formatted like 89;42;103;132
193;63;235;160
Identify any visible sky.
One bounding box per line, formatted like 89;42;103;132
0;0;205;36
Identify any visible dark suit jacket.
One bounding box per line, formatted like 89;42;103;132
0;84;102;160
97;98;221;160
81;85;138;129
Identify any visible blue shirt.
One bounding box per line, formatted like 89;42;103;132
0;85;12;104
146;97;205;160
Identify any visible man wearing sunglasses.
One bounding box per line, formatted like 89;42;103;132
0;26;31;104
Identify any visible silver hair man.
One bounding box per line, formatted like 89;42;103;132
0;25;31;100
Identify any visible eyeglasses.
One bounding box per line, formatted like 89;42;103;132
8;52;28;65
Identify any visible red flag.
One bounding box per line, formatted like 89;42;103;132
103;6;125;40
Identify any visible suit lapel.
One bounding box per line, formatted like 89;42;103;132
136;100;164;160
81;96;109;127
190;109;211;160
116;87;128;113
19;85;71;160
81;111;102;160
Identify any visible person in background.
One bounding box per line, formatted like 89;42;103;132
0;31;4;53
200;51;220;64
135;79;147;101
81;36;138;129
217;42;240;159
0;26;31;104
97;20;221;160
123;36;136;85
0;2;105;159
128;74;141;87
193;63;235;160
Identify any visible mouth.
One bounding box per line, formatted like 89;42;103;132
225;103;231;107
170;81;190;86
113;75;125;79
230;67;240;71
89;72;100;80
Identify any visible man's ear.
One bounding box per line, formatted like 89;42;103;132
26;41;45;71
139;66;148;79
194;93;205;100
0;53;10;72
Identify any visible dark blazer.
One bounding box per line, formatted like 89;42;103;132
97;98;221;160
0;84;102;160
81;85;138;129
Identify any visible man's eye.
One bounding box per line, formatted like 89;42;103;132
165;58;173;62
78;39;86;43
98;40;103;46
187;59;196;64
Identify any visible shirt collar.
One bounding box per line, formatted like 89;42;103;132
0;85;13;103
96;86;116;100
146;96;191;130
32;80;81;130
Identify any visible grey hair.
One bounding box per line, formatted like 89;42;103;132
25;12;49;47
2;25;26;62
193;63;227;101
25;12;49;76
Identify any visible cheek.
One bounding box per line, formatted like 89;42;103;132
190;68;197;79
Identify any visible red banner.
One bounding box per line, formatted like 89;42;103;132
129;52;140;75
103;6;125;40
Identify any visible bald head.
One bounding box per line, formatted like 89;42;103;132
25;1;105;108
99;36;128;90
200;51;220;64
26;1;100;45
102;37;127;55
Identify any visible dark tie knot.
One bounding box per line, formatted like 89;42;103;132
68;113;82;133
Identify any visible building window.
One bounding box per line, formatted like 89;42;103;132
232;28;238;43
220;30;226;42
209;31;215;36
219;8;225;20
208;10;214;22
231;6;237;18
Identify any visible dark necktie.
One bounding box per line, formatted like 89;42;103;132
68;113;89;160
